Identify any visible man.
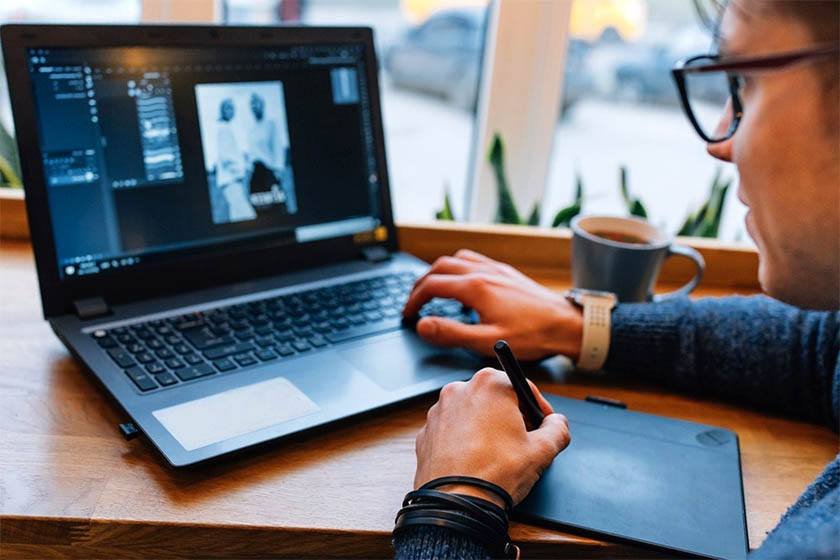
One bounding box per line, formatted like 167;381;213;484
216;97;256;223
247;92;297;214
394;0;838;558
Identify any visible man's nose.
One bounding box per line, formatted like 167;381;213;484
707;99;734;162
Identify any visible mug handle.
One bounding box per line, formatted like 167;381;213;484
653;245;705;302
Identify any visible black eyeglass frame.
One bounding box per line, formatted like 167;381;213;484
671;44;840;143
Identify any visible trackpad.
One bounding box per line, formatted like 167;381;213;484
153;377;319;451
339;333;480;391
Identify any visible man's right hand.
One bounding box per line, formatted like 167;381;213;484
403;249;584;361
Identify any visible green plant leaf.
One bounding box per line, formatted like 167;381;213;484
629;199;648;218
435;188;455;221
677;167;731;238
0;122;22;187
551;202;581;228
487;133;521;224
619;166;629;203
526;202;541;226
617;166;647;218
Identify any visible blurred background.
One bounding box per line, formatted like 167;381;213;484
0;0;747;242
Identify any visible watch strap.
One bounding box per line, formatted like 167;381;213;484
576;294;614;372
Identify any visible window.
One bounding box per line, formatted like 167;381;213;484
223;0;489;223
542;0;747;241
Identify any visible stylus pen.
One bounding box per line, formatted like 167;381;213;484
493;340;545;431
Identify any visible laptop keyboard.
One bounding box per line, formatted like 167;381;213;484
90;271;472;393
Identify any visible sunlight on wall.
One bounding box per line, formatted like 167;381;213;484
570;0;647;41
401;0;487;23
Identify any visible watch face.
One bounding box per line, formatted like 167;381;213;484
572;289;616;299
568;288;618;306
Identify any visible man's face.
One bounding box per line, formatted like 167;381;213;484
221;99;234;122
708;1;839;309
251;95;264;120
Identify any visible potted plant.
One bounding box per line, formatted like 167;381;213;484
0;120;28;239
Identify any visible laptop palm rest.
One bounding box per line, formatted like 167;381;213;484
339;331;481;391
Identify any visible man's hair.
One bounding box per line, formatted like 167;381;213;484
694;0;839;93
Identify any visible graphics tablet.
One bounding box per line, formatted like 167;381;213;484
516;394;748;560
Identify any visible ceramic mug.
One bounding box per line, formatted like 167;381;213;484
571;215;705;303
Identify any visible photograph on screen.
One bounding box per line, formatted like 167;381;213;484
195;81;297;225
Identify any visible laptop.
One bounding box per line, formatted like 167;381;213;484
2;24;482;467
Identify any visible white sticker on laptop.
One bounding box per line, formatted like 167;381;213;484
153;377;319;451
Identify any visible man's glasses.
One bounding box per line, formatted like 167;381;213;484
672;44;840;143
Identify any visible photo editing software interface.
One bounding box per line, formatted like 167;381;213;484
26;43;383;279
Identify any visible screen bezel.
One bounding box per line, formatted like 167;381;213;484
1;24;398;318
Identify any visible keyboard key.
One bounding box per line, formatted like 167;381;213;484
183;328;234;350
108;349;136;368
125;366;157;391
275;344;296;357
364;310;383;322
204;342;255;360
147;338;164;350
126;343;145;354
326;318;403;344
234;353;258;367
173;343;192;354
308;335;328;348
175;318;204;331
155;371;178;386
146;362;165;374
255;337;274;348
165;335;182;345
294;325;314;337
213;358;237;372
175;363;215;381
183;353;203;365
117;334;135;344
255;349;278;361
156;348;175;360
96;336;118;349
292;339;311;352
136;352;155;364
165;358;185;369
135;328;154;340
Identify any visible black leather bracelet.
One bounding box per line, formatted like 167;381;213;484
420;476;515;513
394;477;518;559
402;490;508;535
394;508;517;559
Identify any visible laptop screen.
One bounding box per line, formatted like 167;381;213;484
25;42;385;279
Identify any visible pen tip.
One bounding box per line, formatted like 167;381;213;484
494;340;508;352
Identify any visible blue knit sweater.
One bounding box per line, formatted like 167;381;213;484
394;296;840;559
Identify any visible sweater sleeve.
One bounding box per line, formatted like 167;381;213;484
604;295;840;429
393;526;491;560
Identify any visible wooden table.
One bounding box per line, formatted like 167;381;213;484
1;236;837;559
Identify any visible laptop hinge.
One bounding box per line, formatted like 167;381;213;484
360;245;391;264
73;297;111;320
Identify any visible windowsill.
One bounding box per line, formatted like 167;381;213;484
0;188;27;240
0;192;758;291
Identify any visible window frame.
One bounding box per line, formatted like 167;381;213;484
466;0;573;223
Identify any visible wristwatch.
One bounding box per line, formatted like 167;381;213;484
564;288;618;372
